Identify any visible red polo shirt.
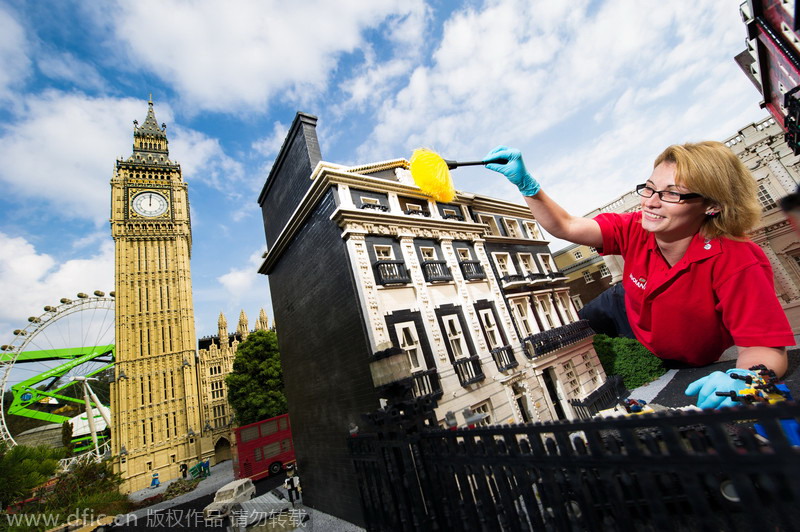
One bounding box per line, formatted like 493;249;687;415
595;211;794;366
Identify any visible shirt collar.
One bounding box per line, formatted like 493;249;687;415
645;230;722;265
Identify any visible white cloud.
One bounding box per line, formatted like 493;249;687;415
108;0;427;114
37;51;107;91
251;121;289;158
217;250;265;300
0;92;244;224
0;232;114;336
353;0;766;221
170;126;245;196
0;4;32;99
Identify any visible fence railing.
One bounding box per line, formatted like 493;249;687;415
490;345;518;372
458;260;485;280
452;355;484;386
374;260;412;285
523;319;594;359
421;261;453;283
349;400;800;531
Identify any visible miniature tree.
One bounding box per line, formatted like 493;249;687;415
226;329;288;425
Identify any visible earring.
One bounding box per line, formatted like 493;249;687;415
705;211;718;216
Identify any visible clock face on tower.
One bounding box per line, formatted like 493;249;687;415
132;191;169;217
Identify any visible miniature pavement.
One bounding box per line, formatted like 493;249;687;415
124;460;364;531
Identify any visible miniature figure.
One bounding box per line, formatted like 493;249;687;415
283;464;302;507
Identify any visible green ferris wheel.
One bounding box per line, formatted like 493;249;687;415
0;292;115;457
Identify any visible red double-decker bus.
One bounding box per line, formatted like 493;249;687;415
233;413;296;481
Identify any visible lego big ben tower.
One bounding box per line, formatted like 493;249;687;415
110;100;203;492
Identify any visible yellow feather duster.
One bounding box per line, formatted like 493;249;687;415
409;148;455;203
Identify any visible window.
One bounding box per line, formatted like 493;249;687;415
361;197;379;206
537;297;555;328
406;203;422;212
538;253;557;274
478;214;501;235
562;360;581;397
523;221;541;240
443;208;459;218
213;405;227;427
512;300;534;336
396;322;424;371
457;248;472;261
479;309;502;349
582;271;593;283
599;264;611;277
211;380;224;399
374;245;394;260
210;365;222;376
471;400;493;427
557;293;576;322
503;218;521;238
442;315;467;359
757;183;777;210
517;253;536;275
571;295;584;311
420;247;436;261
782;21;800;49
573;250;583;260
493;253;513;277
589;247;597;253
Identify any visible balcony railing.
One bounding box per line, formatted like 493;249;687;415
522;319;595;359
500;274;526;284
404;209;431;217
527;272;549;282
548;271;568;280
452;355;484;386
459;260;485;280
375;261;412;285
360;203;388;212
409;368;442;399
442;213;464;221
490;345;518;372
421;261;453;282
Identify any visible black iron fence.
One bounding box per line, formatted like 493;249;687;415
422;261;453;283
459;260;485;280
453;355;485;386
349;399;800;531
375;260;412;285
523;320;595;359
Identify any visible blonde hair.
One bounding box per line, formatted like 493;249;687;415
653;141;761;239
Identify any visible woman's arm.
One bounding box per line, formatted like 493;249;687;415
484;146;603;247
736;346;788;377
523;192;603;248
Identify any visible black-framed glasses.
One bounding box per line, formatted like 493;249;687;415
635;184;702;203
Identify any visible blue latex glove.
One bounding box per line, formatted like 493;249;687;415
484;146;541;197
684;368;757;409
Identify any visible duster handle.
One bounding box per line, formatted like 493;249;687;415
445;158;508;169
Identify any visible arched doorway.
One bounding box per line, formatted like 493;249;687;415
214;437;232;463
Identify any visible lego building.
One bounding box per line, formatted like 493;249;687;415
553;243;616;311
257;112;606;525
196;308;271;463
737;0;800;153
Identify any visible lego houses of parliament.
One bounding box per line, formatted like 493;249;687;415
109;100;269;492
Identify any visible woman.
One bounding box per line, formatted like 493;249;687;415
484;142;794;408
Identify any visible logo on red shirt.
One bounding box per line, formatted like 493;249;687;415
629;273;646;290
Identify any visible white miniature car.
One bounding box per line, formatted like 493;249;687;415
203;478;256;521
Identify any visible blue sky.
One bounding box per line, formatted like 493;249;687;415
0;0;769;341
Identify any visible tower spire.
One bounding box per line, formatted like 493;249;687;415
218;312;229;348
237;310;249;341
131;99;169;157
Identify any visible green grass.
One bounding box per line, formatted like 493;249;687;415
593;334;668;390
